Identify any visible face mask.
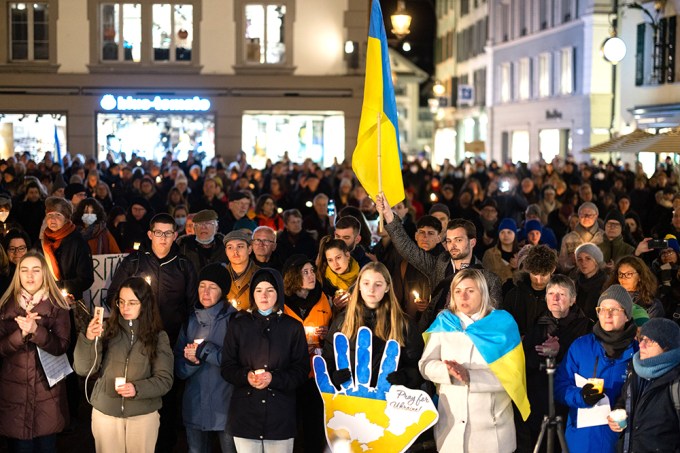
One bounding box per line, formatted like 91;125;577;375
258;308;273;316
195;235;215;245
175;217;187;227
81;213;97;226
0;212;8;223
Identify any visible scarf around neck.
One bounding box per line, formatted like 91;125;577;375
325;257;360;291
593;321;637;358
19;288;47;312
633;348;680;379
42;222;76;281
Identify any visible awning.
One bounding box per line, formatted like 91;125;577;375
464;140;485;153
616;127;680;154
581;129;654;154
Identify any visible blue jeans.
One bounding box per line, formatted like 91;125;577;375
7;435;57;453
186;427;236;453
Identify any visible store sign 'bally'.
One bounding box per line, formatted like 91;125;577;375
99;94;211;112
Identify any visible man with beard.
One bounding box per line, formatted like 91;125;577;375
333;215;371;267
176;209;227;272
375;193;502;332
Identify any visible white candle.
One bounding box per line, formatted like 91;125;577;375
133;242;141;250
194;338;204;345
115;377;126;389
230;299;240;309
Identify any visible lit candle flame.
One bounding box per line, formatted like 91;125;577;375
412;291;419;300
144;276;151;285
61;289;68;298
430;193;438;202
133;242;141;250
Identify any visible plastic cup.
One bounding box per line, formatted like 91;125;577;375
610;409;627;429
587;378;604;394
115;377;126;389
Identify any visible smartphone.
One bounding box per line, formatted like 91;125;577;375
94;306;104;336
649;239;668;249
327;199;336;217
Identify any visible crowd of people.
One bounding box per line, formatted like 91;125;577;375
0;148;679;453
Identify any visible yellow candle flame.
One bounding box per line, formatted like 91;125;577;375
61;289;68;297
412;291;419;300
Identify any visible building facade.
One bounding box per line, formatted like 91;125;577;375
0;0;372;167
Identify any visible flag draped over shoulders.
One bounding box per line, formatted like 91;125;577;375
425;309;531;421
351;0;405;207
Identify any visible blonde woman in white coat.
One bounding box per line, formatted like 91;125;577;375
419;268;530;453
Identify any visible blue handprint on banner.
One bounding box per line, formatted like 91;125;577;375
314;326;438;453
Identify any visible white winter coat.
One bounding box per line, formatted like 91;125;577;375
419;324;516;453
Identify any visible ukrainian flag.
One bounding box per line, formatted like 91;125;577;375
351;0;405;207
424;309;531;421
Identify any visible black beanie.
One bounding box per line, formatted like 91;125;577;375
249;268;284;310
640;318;680;351
198;263;231;297
604;209;626;227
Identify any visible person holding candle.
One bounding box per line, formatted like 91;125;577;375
175;263;237;453
0;251;71;452
323;262;424;391
221;268;309;452
282;254;333;452
316;236;359;311
554;284;638;453
74;276;174;453
607;318;680;451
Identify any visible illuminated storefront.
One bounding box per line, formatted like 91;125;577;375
0;113;67;161
96;94;215;162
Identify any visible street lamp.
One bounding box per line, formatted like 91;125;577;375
432;80;446;97
391;0;412;39
602;16;626;64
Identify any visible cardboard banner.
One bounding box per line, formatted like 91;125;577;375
314;326;438;452
83;253;128;311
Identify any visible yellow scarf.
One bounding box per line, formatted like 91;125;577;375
324;257;360;291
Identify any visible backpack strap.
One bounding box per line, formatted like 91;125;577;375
671;379;680;413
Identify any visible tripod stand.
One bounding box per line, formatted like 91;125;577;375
533;355;569;453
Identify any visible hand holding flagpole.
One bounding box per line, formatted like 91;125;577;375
377;111;383;233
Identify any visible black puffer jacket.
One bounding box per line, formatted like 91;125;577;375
614;364;680;453
502;272;547;337
106;244;198;345
221;268;309;440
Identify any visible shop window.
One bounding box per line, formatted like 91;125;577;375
88;0;202;73
233;0;296;74
0;0;59;71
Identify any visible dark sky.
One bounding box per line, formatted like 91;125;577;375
379;0;436;75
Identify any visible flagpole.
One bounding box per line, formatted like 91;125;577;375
377;111;383;232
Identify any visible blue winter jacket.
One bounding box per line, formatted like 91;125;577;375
174;301;237;431
554;332;638;453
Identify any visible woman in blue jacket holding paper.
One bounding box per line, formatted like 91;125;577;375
555;284;638;453
175;263;237;453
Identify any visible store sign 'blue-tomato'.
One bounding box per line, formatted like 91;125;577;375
313;326;438;453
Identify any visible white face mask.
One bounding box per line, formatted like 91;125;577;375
0;212;8;223
81;213;97;226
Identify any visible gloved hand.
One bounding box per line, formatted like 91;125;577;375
581;383;605;406
386;370;407;386
331;368;352;389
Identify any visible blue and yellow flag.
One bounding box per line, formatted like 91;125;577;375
424;309;531;421
352;0;405;207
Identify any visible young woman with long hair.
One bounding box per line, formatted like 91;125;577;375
323;262;424;390
73;277;174;453
0;251;71;452
316;236;359;311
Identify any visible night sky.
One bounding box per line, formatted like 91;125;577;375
379;0;436;76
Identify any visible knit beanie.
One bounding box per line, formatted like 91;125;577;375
198;263;231;297
45;196;74;219
640;317;680;350
575;242;604;265
578;202;599;216
604;210;626;226
429;203;450;218
597;284;633;318
498;218;518;233
64;183;86;201
664;234;680;253
525;219;542;233
632;304;650;327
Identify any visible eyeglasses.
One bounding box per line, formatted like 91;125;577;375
117;300;141;308
596;306;626;316
617;271;638;279
252;239;274;246
8;245;27;254
151;230;175;238
579;213;597;219
639;335;658;346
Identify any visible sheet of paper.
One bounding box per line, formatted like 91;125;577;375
574;373;611;428
37;347;73;387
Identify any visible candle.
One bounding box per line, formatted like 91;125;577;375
61;289;68;298
155;176;162;183
230;299;240;309
144;276;151;285
412;290;420;301
133;242;141;250
194;338;204;345
115;377;126;389
430;193;438;202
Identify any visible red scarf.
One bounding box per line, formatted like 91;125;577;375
42;222;76;281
